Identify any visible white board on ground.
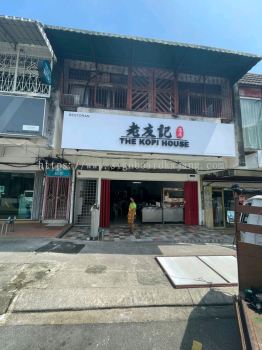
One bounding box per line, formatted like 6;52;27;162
156;256;227;287
198;256;238;284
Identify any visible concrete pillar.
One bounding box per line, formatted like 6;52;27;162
204;185;213;228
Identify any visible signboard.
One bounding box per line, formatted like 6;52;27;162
62;111;236;157
0;95;45;136
38;60;52;85
227;210;235;224
46;169;71;177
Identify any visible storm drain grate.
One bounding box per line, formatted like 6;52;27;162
36;241;85;254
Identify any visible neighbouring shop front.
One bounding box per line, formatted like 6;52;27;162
203;171;262;228
203;185;235;228
0;171;43;220
42;169;72;222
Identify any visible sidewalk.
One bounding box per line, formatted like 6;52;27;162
0;238;237;320
64;224;235;244
0;238;240;350
0;223;71;239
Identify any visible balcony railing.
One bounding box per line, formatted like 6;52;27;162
60;64;233;119
178;93;232;119
60;86;128;111
61;89;232;120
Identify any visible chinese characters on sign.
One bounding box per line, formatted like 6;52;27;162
120;123;189;148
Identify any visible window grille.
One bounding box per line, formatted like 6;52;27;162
62;60;232;119
74;179;97;225
0;49;51;97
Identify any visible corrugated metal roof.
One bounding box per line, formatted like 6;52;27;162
44;25;261;84
239;73;262;86
0;16;55;58
45;24;260;59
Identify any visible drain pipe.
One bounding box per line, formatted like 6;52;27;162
233;83;246;167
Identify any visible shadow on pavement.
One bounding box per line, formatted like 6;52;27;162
180;289;241;350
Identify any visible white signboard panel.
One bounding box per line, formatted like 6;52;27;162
156;256;228;287
62;111;236;157
156;256;238;287
198;256;238;284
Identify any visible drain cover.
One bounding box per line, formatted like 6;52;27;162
36;241;84;254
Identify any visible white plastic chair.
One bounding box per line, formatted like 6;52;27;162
1;216;16;236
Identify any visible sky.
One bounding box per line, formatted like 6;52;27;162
1;0;261;73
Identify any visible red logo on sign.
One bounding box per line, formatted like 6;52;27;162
176;126;184;139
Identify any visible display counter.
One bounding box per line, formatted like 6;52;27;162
163;207;183;223
142;206;162;223
142;206;184;223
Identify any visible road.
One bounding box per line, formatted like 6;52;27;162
1;306;240;350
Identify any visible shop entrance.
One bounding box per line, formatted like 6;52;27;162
110;180;187;225
74;179;97;225
212;188;234;228
43;177;71;221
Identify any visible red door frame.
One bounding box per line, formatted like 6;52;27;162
184;181;199;225
100;179;111;227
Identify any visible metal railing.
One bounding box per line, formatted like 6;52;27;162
61;86;232;119
178;93;232;119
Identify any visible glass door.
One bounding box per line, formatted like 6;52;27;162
224;189;234;227
212;189;225;227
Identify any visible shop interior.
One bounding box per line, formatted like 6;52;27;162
110;180;185;224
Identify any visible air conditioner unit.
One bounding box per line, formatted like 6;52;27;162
62;94;81;106
73;94;81;105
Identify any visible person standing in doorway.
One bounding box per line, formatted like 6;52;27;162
127;197;137;234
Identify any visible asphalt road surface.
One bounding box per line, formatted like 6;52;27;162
1;310;240;350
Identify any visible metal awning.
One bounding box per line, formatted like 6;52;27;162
0;16;55;59
44;24;261;83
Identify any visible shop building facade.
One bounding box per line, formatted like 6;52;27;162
0;16;61;222
0;17;261;228
202;73;262;228
43;25;260;227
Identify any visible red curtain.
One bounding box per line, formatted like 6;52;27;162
100;179;111;227
184;181;199;225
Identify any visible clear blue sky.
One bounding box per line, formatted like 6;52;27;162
1;0;261;73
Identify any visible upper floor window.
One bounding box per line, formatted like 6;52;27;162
178;82;223;117
62;60;232;119
240;98;262;150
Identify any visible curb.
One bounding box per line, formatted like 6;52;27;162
56;224;73;239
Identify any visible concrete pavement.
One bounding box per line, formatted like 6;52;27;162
0;237;240;349
0;239;237;314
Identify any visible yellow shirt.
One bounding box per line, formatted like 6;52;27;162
129;202;137;210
